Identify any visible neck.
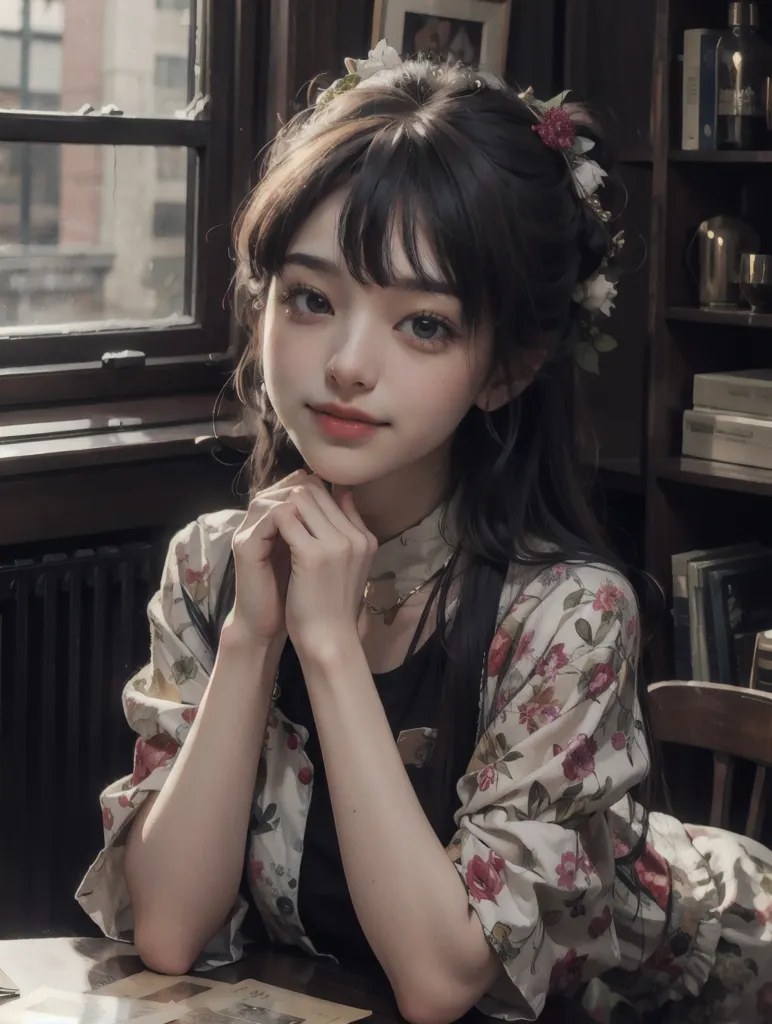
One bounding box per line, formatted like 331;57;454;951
338;443;452;542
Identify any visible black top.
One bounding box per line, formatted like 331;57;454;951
274;634;465;965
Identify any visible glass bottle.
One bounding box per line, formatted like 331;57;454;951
716;2;772;150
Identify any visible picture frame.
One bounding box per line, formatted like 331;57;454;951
371;0;512;77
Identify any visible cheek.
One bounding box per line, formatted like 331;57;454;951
398;354;481;436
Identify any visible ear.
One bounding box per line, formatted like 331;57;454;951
474;347;547;413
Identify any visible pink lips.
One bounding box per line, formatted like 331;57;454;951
308;403;386;441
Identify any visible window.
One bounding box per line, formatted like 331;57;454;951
0;0;240;403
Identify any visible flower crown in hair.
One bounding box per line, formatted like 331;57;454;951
317;43;623;374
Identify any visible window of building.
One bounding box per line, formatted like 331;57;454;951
0;0;242;407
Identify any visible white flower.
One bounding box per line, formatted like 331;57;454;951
572;272;617;316
345;40;402;80
573;158;607;197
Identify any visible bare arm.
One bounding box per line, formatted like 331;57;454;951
125;625;282;975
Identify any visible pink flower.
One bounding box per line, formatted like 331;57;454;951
102;806;114;831
287;733;299;751
593;584;625;613
515;630;535;662
588;905;613;939
612;833;631;859
562;734;598;782
549;948;587;994
249;859;264;883
626;614;638;640
588;663;617;697
184;564;210;587
131;735;178;786
117;794;133;809
553;744;564;757
181;707;198;724
518;685;561;734
556;852;577;889
487;629;513;677
298;767;313;785
533;107;576;151
611;731;626;751
478;766;496;792
577;855;596;878
534;643;569;682
634;845;671;910
466;850;506;903
756;903;772;926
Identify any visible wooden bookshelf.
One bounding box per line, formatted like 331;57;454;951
667;307;772;327
670;149;772;163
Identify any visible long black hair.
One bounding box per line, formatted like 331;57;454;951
202;60;657;876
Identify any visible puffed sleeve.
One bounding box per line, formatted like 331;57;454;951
75;509;246;968
447;562;647;1021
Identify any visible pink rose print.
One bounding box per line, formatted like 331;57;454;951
556;852;577;889
562;734;598;782
249;858;264;883
553;744;564;757
287;733;300;751
102;806;114;831
117;794;133;809
611;731;626;751
588;663;617;697
593;584;625;613
634;844;671;910
518;684;562;735
577;855;596;878
181;707;198;725
549;948;587;994
478;766;496;792
515;630;535;663
131;735;179;786
756;902;772;926
626;614;638;639
588;905;612;939
758;982;772;1019
487;629;513;677
612;833;631;858
184;564;210;587
466;850;506;903
534;643;569;683
298;767;313;785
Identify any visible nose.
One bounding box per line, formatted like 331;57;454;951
324;313;379;394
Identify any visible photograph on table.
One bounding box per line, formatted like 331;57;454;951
372;0;512;75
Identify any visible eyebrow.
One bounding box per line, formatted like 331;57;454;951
283;251;456;297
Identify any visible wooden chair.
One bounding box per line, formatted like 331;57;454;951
647;680;772;840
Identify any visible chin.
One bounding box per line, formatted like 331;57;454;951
292;438;396;489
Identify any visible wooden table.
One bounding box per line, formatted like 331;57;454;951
0;938;592;1023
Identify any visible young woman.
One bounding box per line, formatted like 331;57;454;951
78;46;772;1024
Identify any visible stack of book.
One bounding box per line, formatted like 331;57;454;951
682;369;772;471
672;542;772;687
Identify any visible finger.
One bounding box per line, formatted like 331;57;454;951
337;490;375;541
285;486;342;542
238;473;308;530
272;501;315;550
301;480;364;540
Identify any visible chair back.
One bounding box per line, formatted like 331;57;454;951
647;680;772;840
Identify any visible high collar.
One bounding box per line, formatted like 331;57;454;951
367;500;457;601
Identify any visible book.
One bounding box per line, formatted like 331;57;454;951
682;29;721;150
751;630;772;692
704;551;772;683
693;368;772;418
672;544;760;679
682;408;772;471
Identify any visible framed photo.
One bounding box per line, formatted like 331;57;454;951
372;0;512;76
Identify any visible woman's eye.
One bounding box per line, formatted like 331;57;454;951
282;286;333;317
398;314;455;346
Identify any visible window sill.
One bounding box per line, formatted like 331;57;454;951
0;394;250;477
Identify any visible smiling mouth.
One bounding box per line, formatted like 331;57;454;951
307;405;388;440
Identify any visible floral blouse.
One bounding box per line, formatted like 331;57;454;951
76;510;772;1023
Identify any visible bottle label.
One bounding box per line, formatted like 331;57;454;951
718;86;763;116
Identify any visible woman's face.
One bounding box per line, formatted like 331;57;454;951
261;192;496;489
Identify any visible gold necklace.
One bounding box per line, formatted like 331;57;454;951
362;555;452;624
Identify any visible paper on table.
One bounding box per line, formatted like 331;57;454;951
0;986;184;1024
0;970;19;998
182;978;372;1024
98;972;231;1008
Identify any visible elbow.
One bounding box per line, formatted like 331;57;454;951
394;984;476;1024
133;924;198;977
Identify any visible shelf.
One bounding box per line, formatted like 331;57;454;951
618;148;653;166
656;456;772;496
667;306;772;328
670;150;772;163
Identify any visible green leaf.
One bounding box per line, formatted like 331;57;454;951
617;707;633;734
593;617;614;647
593;333;618;353
498;762;512;779
495;732;509;755
544;89;571;108
575;617;594;645
503;749;525;762
527;781;551;818
563;588;585;611
542;910;563;927
575;341;600;375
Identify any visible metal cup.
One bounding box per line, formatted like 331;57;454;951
740;253;772;312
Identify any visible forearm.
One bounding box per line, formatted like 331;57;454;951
126;624;282;972
300;637;499;1022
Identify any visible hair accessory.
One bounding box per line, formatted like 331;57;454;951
317;40;402;107
532;106;576;150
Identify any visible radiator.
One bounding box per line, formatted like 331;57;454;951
0;537;166;938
